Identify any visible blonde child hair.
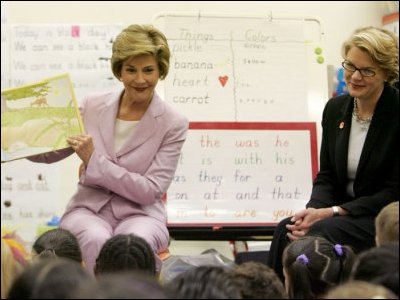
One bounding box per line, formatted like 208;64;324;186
323;280;397;299
375;201;399;246
1;229;29;299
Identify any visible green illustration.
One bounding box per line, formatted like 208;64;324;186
1;74;84;162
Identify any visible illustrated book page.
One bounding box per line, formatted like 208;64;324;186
1;73;84;162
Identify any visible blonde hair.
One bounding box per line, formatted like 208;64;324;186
375;202;399;246
323;280;397;299
111;24;170;80
1;233;29;299
342;26;399;84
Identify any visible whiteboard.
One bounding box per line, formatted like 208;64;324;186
167;122;318;226
154;12;328;123
154;13;325;227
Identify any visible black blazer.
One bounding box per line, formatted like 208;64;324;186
307;84;399;217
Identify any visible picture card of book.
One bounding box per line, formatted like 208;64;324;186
1;73;84;162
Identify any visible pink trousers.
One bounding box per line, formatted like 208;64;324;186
60;202;169;274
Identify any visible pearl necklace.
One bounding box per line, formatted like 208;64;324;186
353;98;373;130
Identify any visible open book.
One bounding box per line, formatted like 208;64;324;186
1;74;84;162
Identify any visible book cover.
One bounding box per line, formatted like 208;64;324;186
1;74;84;162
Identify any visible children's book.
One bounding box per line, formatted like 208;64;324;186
1;74;84;162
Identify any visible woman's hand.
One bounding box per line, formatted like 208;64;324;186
67;134;94;166
286;207;333;241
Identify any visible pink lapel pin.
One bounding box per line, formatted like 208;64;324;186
339;121;345;129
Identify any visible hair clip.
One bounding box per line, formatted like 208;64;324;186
334;244;344;256
296;254;309;265
43;248;56;255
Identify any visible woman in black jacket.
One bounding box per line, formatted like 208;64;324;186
268;26;399;281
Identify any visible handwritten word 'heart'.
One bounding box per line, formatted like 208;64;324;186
218;76;229;87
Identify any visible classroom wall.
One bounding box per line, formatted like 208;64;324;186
9;1;385;68
1;1;388;256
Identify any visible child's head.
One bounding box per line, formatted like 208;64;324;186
94;233;156;276
32;228;82;263
7;258;93;299
1;229;29;299
323;280;397;299
167;265;241;299
70;271;172;299
283;235;355;299
351;242;399;296
231;261;287;299
375;201;399;246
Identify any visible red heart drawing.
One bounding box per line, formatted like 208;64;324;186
218;75;228;87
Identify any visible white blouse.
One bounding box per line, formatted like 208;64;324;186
114;119;139;152
346;115;370;197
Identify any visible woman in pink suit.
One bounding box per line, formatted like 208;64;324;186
30;24;189;273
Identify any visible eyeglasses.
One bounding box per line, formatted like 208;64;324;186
341;61;376;77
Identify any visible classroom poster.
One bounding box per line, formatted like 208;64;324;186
1;158;64;244
162;15;311;122
9;24;122;100
167;122;318;226
1;1;9;89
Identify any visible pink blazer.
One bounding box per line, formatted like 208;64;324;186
33;89;188;224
